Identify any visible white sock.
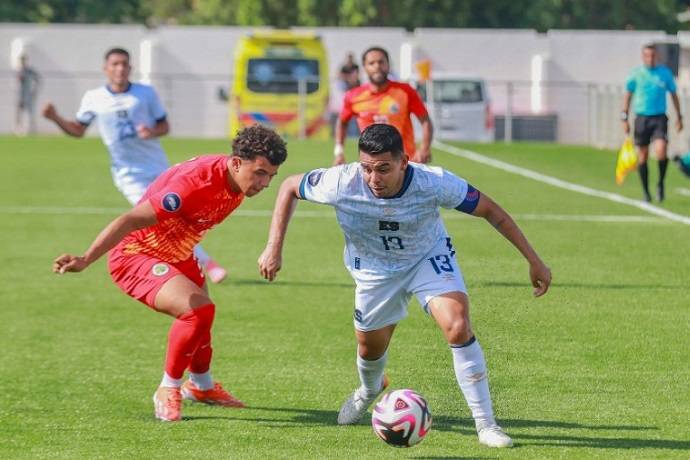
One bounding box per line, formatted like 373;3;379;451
193;245;211;267
357;350;387;397
190;370;214;391
450;336;496;429
160;372;183;389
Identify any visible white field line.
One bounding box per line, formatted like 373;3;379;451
0;205;668;223
434;141;690;226
675;187;690;197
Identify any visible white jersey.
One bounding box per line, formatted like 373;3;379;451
298;162;480;280
76;83;170;187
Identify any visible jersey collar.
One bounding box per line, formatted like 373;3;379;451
385;165;414;199
106;82;132;94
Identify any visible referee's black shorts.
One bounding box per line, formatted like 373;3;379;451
634;114;668;146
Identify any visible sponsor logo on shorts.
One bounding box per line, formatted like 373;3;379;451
354;309;363;322
161;192;181;212
308;170;324;186
152;263;170;276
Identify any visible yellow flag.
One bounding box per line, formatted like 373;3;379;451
615;137;638;185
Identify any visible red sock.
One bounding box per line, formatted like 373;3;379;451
189;328;213;374
164;304;215;379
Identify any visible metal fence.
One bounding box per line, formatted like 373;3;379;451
3;70;690;153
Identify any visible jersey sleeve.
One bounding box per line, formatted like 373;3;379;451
147;86;168;122
147;178;199;222
664;68;677;93
339;90;354;122
75;92;96;126
625;70;636;93
405;84;429;118
438;169;481;214
298;167;341;205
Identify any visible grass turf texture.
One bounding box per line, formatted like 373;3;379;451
0;136;688;459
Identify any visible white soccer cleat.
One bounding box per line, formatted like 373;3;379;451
337;375;389;425
477;424;513;448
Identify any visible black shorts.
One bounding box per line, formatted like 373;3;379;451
634;114;668;146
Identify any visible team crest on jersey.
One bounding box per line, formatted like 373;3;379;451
308;170;324;186
162;192;181;212
152;263;170;276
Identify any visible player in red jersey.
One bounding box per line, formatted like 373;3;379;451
333;46;433;165
53;125;287;422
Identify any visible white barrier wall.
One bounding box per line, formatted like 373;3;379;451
1;23;688;147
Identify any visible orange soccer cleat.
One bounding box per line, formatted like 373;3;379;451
153;386;182;422
181;380;245;408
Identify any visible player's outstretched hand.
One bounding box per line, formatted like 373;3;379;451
529;260;551;297
53;254;88;274
42;103;57;120
258;246;282;282
136;124;154;139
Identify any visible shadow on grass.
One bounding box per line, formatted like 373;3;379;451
225;278;353;289
478;280;686;290
181;407;688;451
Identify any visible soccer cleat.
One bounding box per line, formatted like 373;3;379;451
181;380;245;408
205;260;228;284
153;386;182;422
477;424;513;448
337;374;389;425
643;190;652;203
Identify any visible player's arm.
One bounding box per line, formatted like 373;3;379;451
258;173;305;281
415;114;433;164
53;201;157;274
137;118;170;140
41;103;87;138
471;193;551;297
670;92;683;132
334;92;355;165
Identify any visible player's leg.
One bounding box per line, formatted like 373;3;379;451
634;116;652;202
150;274;215;421
192;245;228;284
413;237;511;447
338;324;395;425
338;275;409;425
427;293;511;448
652;117;669;202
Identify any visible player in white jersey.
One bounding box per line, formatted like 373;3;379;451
259;124;551;448
42;47;227;283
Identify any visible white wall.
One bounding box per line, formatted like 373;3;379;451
2;23;687;146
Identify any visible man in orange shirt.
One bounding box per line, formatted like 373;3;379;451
53;125;287;422
333;46;433;165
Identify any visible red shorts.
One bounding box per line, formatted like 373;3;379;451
108;245;205;309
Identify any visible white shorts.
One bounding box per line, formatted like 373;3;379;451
113;175;156;206
351;237;467;332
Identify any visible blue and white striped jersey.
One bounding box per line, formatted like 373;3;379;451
76;82;170;185
298;162;480;279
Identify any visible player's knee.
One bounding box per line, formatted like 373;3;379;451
193;303;215;329
445;318;472;345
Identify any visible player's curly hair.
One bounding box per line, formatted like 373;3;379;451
232;124;287;166
358;124;404;158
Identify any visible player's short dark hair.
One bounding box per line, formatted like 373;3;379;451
643;43;656;51
358;124;404;158
105;47;130;61
362;46;390;65
232;124;287;166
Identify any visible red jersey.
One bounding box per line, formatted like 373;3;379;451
340;81;428;158
120;155;244;263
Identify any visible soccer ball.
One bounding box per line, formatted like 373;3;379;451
371;389;432;448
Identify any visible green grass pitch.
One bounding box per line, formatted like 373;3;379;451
0;135;688;459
